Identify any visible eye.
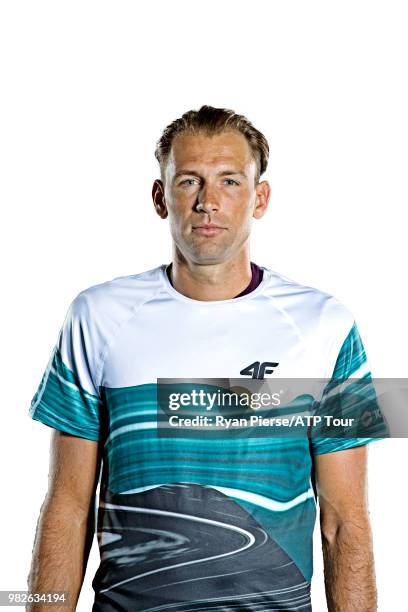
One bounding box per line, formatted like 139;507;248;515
224;178;239;186
180;178;199;186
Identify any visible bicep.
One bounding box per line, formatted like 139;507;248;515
46;429;102;518
315;445;370;528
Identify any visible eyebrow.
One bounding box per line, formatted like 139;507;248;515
173;169;247;179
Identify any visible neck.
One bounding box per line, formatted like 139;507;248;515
168;251;253;301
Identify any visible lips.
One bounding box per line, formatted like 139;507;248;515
193;224;223;229
192;225;225;236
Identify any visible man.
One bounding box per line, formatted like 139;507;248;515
27;105;384;611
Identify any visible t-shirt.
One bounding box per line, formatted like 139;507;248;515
28;263;385;611
166;260;264;298
234;262;264;297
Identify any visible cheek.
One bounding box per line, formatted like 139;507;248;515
226;186;253;206
167;207;191;237
167;191;190;213
169;192;199;220
233;202;255;233
234;191;255;215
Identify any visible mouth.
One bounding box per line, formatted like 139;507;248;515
192;225;225;236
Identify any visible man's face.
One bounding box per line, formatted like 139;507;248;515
154;129;269;265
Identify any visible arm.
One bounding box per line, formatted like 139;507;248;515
315;444;377;611
27;429;102;612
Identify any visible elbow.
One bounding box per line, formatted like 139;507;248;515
319;503;372;548
320;507;340;547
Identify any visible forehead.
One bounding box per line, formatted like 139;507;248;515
167;129;255;172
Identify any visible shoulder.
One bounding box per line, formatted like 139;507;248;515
262;266;355;340
58;265;166;387
67;264;165;322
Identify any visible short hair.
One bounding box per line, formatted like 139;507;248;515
154;105;269;184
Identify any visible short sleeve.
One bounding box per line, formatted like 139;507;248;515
311;320;388;455
28;291;104;441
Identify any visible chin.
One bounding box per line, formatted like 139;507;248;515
192;252;228;265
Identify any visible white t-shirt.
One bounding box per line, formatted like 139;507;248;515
29;263;385;611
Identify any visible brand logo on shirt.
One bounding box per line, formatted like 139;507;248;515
240;361;279;380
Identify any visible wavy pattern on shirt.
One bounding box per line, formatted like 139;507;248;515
311;321;387;455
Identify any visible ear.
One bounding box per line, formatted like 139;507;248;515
152;179;168;219
253;180;271;220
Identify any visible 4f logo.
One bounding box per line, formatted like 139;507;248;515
240;361;279;380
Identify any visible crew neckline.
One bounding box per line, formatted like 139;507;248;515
160;263;269;305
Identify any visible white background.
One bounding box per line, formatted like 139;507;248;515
1;1;407;610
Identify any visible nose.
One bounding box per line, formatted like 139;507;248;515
196;184;219;214
196;201;215;214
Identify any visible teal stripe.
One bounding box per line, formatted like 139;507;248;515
312;437;381;455
29;346;102;441
102;384;313;502
312;322;388;455
332;321;367;378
